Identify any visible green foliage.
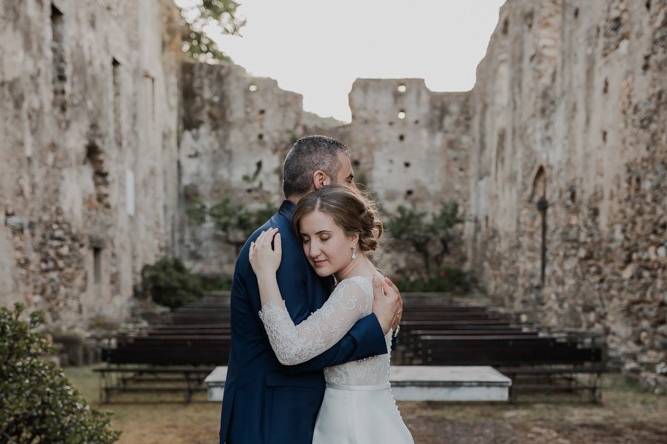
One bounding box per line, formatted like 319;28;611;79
183;184;207;225
179;0;246;63
396;267;475;293
140;257;205;309
199;273;233;291
0;303;120;443
430;200;463;256
186;200;208;225
209;198;277;253
386;201;464;279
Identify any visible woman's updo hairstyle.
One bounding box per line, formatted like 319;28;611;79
293;185;383;253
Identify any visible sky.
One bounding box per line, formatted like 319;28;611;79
177;0;506;122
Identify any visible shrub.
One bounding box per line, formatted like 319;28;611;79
139;257;205;309
386;201;463;278
396;266;475;293
199;273;233;291
0;303;120;443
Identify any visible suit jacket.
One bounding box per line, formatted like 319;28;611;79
219;200;388;444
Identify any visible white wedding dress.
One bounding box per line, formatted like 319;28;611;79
259;275;414;444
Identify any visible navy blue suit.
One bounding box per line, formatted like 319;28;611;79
219;200;388;444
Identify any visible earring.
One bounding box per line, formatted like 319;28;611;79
351;246;357;260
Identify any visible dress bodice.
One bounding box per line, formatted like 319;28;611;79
258;275;392;383
323;276;393;386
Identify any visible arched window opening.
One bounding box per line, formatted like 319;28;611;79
530;166;548;287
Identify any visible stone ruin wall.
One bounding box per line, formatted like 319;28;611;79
466;0;667;389
3;0;665;387
0;0;182;336
178;61;303;276
178;72;472;278
345;79;471;275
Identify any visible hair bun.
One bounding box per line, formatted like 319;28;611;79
293;185;383;254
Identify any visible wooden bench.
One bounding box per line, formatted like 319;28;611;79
97;294;232;402
94;365;214;403
392;300;608;402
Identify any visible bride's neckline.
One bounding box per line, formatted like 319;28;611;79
335;274;382;286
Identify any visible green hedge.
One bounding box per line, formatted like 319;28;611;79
396;267;475;293
0;303;119;443
139;257;205;309
139;257;232;309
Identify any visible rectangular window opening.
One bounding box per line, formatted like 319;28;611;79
51;3;66;113
93;246;102;285
144;74;155;123
112;57;122;147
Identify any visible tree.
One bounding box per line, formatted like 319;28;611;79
430;201;463;260
386;201;463;278
178;0;246;63
386;206;433;275
0;304;120;443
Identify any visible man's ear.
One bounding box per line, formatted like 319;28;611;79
312;169;331;190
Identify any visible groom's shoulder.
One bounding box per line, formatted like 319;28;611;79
236;210;290;257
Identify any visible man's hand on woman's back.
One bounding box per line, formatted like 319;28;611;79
371;276;403;334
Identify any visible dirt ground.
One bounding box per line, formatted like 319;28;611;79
64;366;667;444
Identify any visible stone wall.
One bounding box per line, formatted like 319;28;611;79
0;0;182;333
178;61;303;275
4;0;664;388
466;0;667;390
347;79;471;214
178;73;472;277
346;79;472;275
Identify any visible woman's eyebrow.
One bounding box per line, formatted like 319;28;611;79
315;230;332;235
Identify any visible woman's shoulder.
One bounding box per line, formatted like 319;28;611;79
335;274;378;295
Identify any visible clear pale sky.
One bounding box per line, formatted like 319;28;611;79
178;1;506;122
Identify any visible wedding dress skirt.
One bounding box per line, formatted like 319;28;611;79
259;275;414;444
313;382;414;444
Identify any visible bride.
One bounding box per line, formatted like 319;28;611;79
249;185;414;444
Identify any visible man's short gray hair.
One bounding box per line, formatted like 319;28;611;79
282;135;348;198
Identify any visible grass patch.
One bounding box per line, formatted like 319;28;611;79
63;367;667;444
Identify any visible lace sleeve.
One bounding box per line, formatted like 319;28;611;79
258;278;372;365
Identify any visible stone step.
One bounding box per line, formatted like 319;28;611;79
204;365;511;403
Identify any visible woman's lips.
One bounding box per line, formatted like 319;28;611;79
313;259;327;268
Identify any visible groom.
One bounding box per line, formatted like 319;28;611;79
219;135;403;444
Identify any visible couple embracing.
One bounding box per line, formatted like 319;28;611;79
219;136;414;444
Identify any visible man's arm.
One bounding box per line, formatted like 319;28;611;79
242;224;402;374
281;276;401;374
281;312;385;374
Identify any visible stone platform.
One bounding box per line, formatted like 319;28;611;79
205;365;511;402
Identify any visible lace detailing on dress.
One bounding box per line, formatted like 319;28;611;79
258;276;374;365
322;277;394;386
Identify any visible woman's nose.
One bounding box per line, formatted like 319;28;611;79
308;242;321;258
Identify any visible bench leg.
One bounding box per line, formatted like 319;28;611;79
592;372;602;404
99;372;110;404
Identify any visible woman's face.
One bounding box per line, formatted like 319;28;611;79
299;209;356;277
